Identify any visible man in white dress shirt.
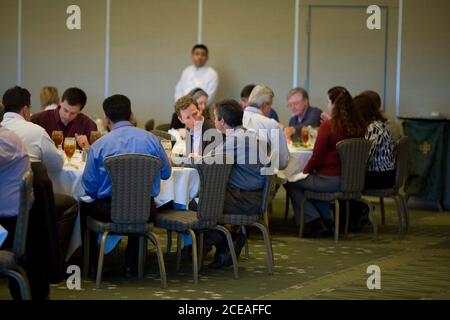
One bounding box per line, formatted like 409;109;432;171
174;44;219;106
1;86;64;172
243;85;289;170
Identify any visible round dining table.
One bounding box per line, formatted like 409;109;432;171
276;144;313;183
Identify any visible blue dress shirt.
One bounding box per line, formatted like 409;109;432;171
82;121;172;199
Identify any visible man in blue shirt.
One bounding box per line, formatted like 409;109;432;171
81;94;171;276
284;87;323;141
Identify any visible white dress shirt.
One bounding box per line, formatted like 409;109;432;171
243;106;289;170
1;112;64;172
174;65;219;105
0;126;30;218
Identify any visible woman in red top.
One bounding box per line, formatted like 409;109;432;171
286;86;365;237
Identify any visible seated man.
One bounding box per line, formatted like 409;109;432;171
1;86;64;172
0;125;30;249
81;94;171;275
31;87;97;150
243;85;289;170
205;99;269;268
174;95;216;156
283;87;323;142
240;84;279;122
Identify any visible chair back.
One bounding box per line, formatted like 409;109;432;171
152;129;173;142
155;123;171;132
337;138;372;193
145;119;155;131
193;155;233;223
259;174;275;218
104;154;163;224
393;136;409;192
13;171;34;258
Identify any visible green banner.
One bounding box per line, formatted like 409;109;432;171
403;120;446;202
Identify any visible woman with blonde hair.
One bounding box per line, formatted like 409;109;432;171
40;86;60;111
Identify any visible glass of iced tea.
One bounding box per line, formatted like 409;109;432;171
301;126;309;146
89;131;102;145
64;137;76;165
51;131;64;149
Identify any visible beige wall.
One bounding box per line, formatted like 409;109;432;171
0;0;18;95
204;0;294;124
109;0;197;127
21;0;105;117
400;0;450;118
0;0;448;125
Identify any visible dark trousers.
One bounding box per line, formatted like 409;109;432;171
205;187;262;254
80;197;156;272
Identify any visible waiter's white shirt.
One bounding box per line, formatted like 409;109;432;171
1;112;64;172
175;65;219;105
243;106;289;170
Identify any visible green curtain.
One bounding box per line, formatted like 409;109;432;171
403;120;446;201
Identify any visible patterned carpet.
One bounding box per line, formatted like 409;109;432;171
1;191;449;300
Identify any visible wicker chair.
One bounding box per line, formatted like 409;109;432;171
83;154;167;289
364;136;409;234
155;123;171;132
152;129;173;142
299;138;377;242
218;174;275;275
0;171;33;300
155;156;235;283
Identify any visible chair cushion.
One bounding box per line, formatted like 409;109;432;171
304;191;362;201
86;216;154;235
363;189;396;196
219;214;260;225
155;210;214;232
0;250;17;273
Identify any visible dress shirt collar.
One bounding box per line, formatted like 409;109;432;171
296;105;310;123
244;106;263;116
111;121;134;131
53;106;65;126
2;112;26;122
188;117;205;136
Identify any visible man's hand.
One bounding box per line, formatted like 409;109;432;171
320;112;331;123
75;134;90;150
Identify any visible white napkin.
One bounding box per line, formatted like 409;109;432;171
288;172;310;183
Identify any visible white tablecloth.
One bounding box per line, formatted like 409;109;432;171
0;224;7;248
48;158;200;260
277;146;313;182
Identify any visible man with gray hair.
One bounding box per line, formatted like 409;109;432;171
243;85;289;170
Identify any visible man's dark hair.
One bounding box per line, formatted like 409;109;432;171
240;84;256;99
2;86;31;113
191;44;209;55
61;87;87;110
214;99;243;128
103;94;132;123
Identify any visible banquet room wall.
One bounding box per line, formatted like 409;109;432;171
0;0;448;126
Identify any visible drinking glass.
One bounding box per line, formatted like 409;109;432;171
64;137;76;165
51;131;64;149
301;127;309;146
89;131;102;145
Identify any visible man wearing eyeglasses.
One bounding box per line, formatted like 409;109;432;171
283;87;324;143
